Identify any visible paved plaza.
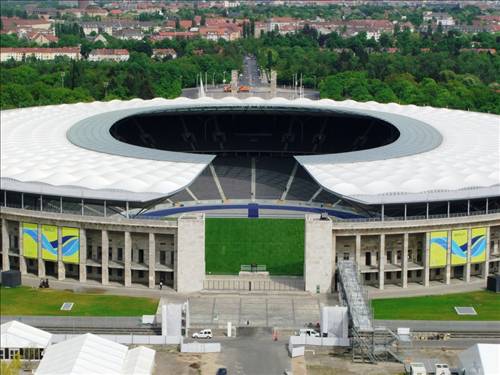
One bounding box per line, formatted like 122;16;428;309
167;294;337;329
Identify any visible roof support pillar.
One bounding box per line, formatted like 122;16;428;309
81;199;84;216
426;202;429;219
126;201;130;219
486;198;489;214
60;196;63;214
404;204;407;221
467;199;470;216
381;204;384;222
21;193;24;209
40;195;43;212
447;201;450;218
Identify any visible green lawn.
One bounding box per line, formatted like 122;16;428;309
372;290;500;321
0;286;158;316
205;218;304;275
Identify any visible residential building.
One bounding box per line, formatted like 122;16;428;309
88;48;129;62
0;47;81;62
152;48;177;60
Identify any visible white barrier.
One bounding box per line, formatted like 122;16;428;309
288;345;305;358
52;334;182;345
180;342;221;353
289;335;350;347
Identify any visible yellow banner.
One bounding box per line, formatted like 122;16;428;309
22;223;38;259
429;231;447;267
41;225;58;261
62;227;80;264
471;227;486;263
451;229;467;265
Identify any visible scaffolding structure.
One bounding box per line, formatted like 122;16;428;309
337;260;404;363
337;260;373;331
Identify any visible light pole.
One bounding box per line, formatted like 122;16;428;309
60;71;65;88
103;81;109;98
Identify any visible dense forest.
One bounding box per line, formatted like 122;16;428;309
1;26;499;113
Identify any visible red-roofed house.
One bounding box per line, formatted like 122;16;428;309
88;48;129;62
0;47;81;62
150;31;197;41
152;48;177;59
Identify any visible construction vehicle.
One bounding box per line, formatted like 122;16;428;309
238;85;250;93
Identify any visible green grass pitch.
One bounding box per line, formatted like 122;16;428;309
0;286;158;316
205;218;304;275
372;290;500;321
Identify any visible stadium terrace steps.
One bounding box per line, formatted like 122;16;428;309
285;164;320;201
254;157;295;200
187;165;222;201
212;157;252;200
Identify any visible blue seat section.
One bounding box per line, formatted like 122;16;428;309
141;203;363;219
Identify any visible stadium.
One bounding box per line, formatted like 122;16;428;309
1;97;499;293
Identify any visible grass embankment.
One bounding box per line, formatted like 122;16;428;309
205;218;304;275
372;290;500;321
0;286;158;316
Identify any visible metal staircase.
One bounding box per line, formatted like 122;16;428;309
337;260;405;364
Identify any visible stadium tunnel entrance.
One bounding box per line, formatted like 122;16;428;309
110;108;398;218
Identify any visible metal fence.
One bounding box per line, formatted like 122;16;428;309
203;277;304;291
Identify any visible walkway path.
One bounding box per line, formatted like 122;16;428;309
367;277;487;299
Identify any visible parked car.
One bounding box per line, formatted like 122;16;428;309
192;329;213;339
299;328;320;337
216;368;227;375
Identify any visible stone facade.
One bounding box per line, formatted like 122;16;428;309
1;207;499;293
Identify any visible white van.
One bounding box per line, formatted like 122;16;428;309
192;329;213;339
299;328;320;337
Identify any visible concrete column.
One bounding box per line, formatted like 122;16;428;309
424;232;430;287
124;231;131;287
19;224;27;275
37;224;45;277
465;227;472;282
79;228;87;282
101;230;109;285
270;70;277;97
148;233;156;289
304;214;333;293
445;229;452;285
483;227;490;278
332;233;337;276
1;218;10;271
402;233;408;288
378;234;385;290
173;233;178;291
176;214;205;293
355;234;361;266
57;226;65;280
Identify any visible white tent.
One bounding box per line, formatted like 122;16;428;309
0;320;52;349
459;343;500;375
123;346;156;375
35;333;155;375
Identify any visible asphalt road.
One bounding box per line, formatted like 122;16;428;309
217;328;291;375
240;54;261;87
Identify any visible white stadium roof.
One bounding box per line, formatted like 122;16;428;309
1;97;499;204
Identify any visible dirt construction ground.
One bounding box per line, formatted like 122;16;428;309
153;345;464;375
